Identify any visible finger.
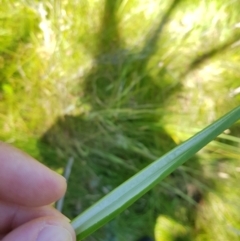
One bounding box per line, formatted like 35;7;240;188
2;216;76;241
0;141;66;207
0;201;69;234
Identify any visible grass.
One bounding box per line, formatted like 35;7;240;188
1;0;240;240
71;106;240;240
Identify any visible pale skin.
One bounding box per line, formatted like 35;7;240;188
0;141;76;241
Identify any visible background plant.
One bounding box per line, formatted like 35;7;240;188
1;0;240;240
70;106;240;240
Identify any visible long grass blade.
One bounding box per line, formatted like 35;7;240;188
71;106;240;240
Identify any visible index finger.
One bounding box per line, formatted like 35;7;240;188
0;141;66;207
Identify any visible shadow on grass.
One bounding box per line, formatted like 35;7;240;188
38;0;211;240
183;32;240;77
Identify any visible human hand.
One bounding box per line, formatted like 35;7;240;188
0;141;76;241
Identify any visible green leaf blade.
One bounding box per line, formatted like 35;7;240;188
71;106;240;240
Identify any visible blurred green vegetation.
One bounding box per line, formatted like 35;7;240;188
1;0;240;240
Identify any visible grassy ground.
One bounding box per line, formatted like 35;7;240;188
1;0;240;240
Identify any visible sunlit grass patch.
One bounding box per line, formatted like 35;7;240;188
155;215;190;241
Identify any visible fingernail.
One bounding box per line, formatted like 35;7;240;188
37;225;73;241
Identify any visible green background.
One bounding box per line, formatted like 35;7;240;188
1;0;240;240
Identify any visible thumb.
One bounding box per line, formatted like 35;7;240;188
2;217;76;241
